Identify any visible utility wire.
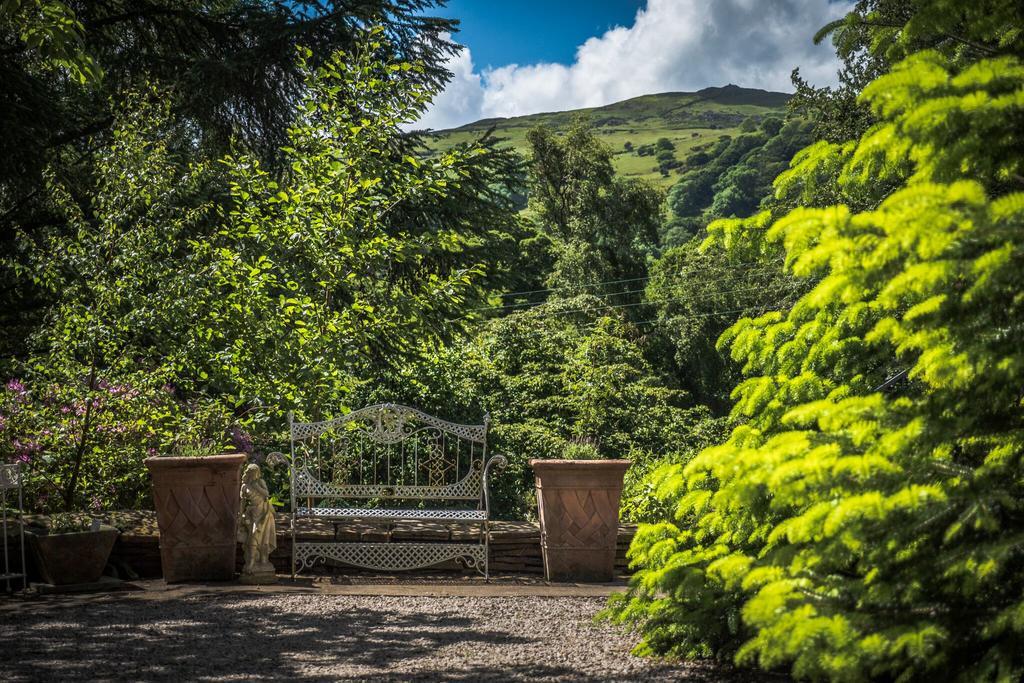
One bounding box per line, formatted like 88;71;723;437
466;264;788;316
448;280;801;323
465;285;653;313
496;257;784;300
521;282;802;320
872;368;909;393
498;275;651;300
594;308;753;327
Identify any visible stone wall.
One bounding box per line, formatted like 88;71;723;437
15;511;636;580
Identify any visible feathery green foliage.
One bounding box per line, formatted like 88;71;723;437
609;43;1024;682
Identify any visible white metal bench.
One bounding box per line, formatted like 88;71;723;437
287;404;506;579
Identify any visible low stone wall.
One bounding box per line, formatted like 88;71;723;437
13;511;636;580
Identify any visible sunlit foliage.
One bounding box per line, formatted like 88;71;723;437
608;38;1024;682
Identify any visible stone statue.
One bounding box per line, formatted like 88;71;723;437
238;463;277;584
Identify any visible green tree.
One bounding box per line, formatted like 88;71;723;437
355;296;709;519
1;33;504;511
201;38;493;414
2;88;225;511
662;119;814;247
645;239;803;413
0;0;466;366
790;0;1024;144
609;41;1024;683
525;120;663;298
0;0;458;204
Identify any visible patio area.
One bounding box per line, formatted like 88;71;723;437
0;579;769;682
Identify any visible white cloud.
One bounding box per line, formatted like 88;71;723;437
412;36;483;131
413;0;851;130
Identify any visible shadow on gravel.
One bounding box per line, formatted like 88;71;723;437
0;593;769;681
1;595;518;680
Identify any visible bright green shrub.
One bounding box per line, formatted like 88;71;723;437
609;49;1024;682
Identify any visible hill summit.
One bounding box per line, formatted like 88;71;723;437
423;86;791;188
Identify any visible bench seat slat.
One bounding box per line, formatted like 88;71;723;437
296;506;487;522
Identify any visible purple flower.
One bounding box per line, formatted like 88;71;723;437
13;439;41;459
147;447;159;457
230;427;255;454
5;379;27;403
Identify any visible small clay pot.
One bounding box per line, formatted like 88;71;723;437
530;459;630;583
146;453;246;582
28;526;119;585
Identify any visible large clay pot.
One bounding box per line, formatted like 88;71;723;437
28;525;119;585
145;454;246;582
531;459;630;582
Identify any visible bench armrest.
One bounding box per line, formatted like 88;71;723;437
482;454;507;518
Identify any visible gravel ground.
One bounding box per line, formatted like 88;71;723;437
0;593;767;682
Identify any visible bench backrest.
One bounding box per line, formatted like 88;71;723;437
289;404;489;502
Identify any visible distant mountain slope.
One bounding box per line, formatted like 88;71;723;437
422;85;791;188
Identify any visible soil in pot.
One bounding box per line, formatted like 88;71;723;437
531;459;630;583
145;453;246;582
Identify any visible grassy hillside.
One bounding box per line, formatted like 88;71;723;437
421;85;791;189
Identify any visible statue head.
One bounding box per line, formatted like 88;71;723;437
243;463;262;482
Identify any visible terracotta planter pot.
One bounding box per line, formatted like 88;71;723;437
28;526;119;585
145;453;246;582
531;459;630;582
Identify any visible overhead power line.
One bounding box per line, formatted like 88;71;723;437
497;258;785;300
511;282;803;320
498;275;652;300
872;368;910;393
447;279;801;323
466;264;788;316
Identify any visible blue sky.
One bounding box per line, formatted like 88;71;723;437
417;0;851;131
435;1;646;69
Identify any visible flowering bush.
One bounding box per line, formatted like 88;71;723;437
0;370;254;512
1;374;173;512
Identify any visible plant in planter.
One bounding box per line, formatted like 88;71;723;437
27;513;119;586
531;437;630;582
145;404;246;583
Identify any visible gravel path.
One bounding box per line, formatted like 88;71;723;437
0;593;764;681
